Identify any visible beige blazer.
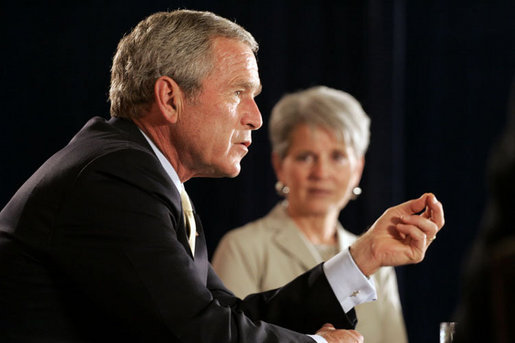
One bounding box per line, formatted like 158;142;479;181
213;202;408;343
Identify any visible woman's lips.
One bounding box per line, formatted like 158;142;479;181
307;188;332;196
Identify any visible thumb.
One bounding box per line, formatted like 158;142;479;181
402;193;431;214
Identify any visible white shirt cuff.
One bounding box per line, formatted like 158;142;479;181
308;334;328;343
323;247;377;313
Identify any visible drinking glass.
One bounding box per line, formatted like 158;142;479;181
440;322;457;343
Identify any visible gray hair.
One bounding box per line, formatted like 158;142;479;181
109;10;258;118
269;86;370;159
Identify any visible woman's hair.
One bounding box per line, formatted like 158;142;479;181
109;10;258;119
269;86;371;158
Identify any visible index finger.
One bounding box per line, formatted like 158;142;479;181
426;194;445;229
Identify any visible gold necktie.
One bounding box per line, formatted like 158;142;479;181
180;188;196;255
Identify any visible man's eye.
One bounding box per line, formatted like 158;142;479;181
235;90;243;96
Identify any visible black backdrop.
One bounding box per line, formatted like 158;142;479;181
1;1;514;342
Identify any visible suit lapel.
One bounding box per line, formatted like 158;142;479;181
192;212;208;284
109;117;209;282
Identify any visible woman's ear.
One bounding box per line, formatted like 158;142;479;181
154;76;184;124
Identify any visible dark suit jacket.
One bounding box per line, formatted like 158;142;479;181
0;117;356;342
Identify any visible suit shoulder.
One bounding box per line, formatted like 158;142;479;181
47;117;159;179
68;117;150;154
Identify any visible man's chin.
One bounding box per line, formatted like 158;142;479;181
204;163;241;179
221;158;243;178
224;165;241;178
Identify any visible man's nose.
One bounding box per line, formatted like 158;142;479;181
243;98;262;130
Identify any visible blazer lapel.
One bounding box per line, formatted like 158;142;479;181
268;204;322;270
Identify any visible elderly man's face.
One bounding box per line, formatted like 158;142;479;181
175;37;262;178
170;38;262;177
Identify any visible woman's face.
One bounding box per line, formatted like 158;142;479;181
274;123;364;218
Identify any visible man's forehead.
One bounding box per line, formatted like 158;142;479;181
208;38;260;85
211;37;257;63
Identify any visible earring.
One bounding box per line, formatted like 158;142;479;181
275;181;290;197
350;186;362;200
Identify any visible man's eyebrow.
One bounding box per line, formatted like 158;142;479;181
236;80;262;97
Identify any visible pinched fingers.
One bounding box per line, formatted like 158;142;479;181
425;194;445;229
405;193;444;226
395;222;428;260
400;213;439;244
403;193;444;239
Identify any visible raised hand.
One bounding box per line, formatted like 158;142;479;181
350;193;445;277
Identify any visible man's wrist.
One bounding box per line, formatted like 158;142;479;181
308;334;328;343
349;236;379;277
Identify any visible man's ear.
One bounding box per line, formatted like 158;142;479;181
154;76;184;124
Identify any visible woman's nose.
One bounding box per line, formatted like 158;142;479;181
310;158;330;179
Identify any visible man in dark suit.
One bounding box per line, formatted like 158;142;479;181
0;10;444;343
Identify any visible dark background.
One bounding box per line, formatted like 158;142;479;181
1;1;514;342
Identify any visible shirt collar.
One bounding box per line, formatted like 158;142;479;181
138;128;183;192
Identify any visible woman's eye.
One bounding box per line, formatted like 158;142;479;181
332;152;348;163
295;153;314;163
